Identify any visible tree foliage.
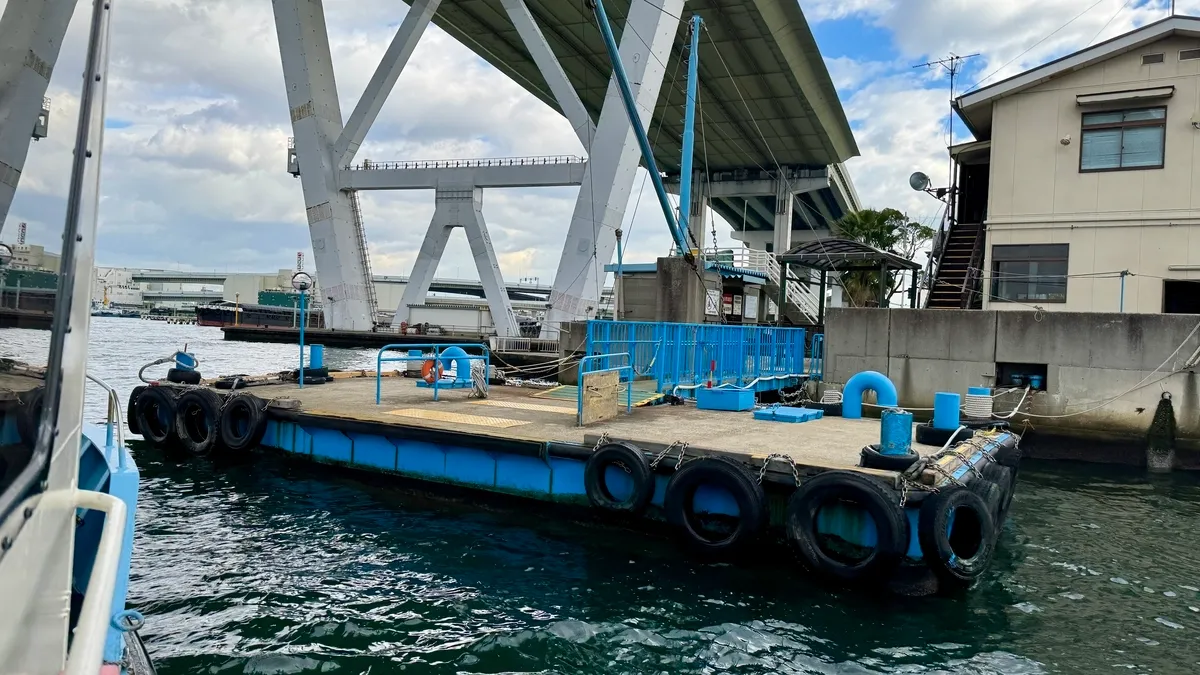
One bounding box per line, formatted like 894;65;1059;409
834;208;934;308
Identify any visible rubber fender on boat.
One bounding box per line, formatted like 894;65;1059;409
990;433;1023;468
982;462;1017;526
968;476;1005;530
174;388;224;456
134;386;178;446
166;368;202;385
841;371;898;420
127;385;147;435
785;470;909;584
584;441;654;515
918;487;997;588
664;456;766;555
219;393;268;452
859;444;920;471
914;422;975;447
16;386;45;448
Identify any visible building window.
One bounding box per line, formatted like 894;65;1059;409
1080;107;1165;171
991;244;1068;303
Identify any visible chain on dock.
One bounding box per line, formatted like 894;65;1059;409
757;453;800;487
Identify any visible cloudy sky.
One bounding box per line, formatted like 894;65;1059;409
1;0;1192;284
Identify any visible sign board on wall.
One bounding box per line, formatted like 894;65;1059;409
722;293;733;315
733;295;743;316
744;295;759;320
705;289;720;316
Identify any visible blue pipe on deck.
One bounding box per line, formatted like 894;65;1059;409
590;0;689;256
677;14;703;240
842;370;898;419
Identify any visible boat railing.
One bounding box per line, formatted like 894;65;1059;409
86;373;125;456
489;336;560;354
375;343;491;403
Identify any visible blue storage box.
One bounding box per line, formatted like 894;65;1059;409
753;405;824;423
696;387;755;411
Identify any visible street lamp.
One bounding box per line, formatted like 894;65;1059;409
291;271;313;388
0;244;12;310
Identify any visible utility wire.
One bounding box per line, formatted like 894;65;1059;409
1087;0;1135;47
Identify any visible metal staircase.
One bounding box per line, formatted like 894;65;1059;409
347;189;381;322
699;248;820;324
927;221;984;309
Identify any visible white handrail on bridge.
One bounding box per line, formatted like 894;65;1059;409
351;155;587;171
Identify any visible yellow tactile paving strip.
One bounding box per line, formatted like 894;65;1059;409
384;408;529;428
471;399;576;414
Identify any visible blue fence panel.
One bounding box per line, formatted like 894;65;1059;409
586;320;808;395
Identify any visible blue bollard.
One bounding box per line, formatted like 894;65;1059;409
968;386;991;397
842;370;899;419
309;344;325;370
439;346;471;382
880;408;914;455
933;392;961;430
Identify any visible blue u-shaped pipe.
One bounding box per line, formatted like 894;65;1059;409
842;370;899;419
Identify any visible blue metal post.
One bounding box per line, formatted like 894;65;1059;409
298;289;306;389
590;0;689;255
1120;270;1127;312
677;14;703;236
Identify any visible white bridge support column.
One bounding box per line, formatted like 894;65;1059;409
687;174;708;249
543;0;683;333
0;0;76;233
394;188;520;337
272;0;419;330
772;178;795;254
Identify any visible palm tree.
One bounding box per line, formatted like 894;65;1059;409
833;209;933;307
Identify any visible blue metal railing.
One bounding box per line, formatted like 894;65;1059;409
577;352;634;425
585;320;810;395
375;343;490;403
811;333;825;382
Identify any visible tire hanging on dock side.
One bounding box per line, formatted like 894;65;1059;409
127;385;147;436
663;456;766;555
982;463;1017;526
785;470;909;584
918;487;997;589
219;393;268;452
16;386;45;448
968;476;1005;529
134;386;178;446
914;423;974;447
174;388;224;455
584;441;654;515
859;444;920;472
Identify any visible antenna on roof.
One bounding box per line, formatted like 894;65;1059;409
914;53;980;225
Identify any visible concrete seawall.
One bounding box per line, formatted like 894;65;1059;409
823;309;1200;469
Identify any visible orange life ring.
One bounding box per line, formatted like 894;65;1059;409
421;359;443;384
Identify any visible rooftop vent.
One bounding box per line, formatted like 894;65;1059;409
1142;53;1165;65
1181;48;1200;61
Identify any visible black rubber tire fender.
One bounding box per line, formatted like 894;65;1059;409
134;386;178;446
968;476;1005;529
918;487;997;588
174;388;224;455
127;385;147;436
664;456;766;555
914;422;975;447
982;463;1018;525
584;441;654;515
166;368;202;385
16;386;45;448
785;470;909;583
219;393;268;452
859;444;921;471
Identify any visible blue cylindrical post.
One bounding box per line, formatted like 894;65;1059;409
880;408;914;455
310;344;325;370
298;290;306;389
932;392;961;430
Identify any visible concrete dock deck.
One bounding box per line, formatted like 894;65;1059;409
242;375;944;477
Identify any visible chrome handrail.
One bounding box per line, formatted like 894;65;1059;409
86;373;124;456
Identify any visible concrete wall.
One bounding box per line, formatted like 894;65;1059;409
985;35;1200;313
825;308;1200;461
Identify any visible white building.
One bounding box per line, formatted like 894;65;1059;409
938;15;1200;314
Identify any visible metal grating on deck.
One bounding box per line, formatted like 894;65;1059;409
532;384;662;407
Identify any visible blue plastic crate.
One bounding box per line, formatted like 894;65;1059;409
753;405;824;423
696;387;755;411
